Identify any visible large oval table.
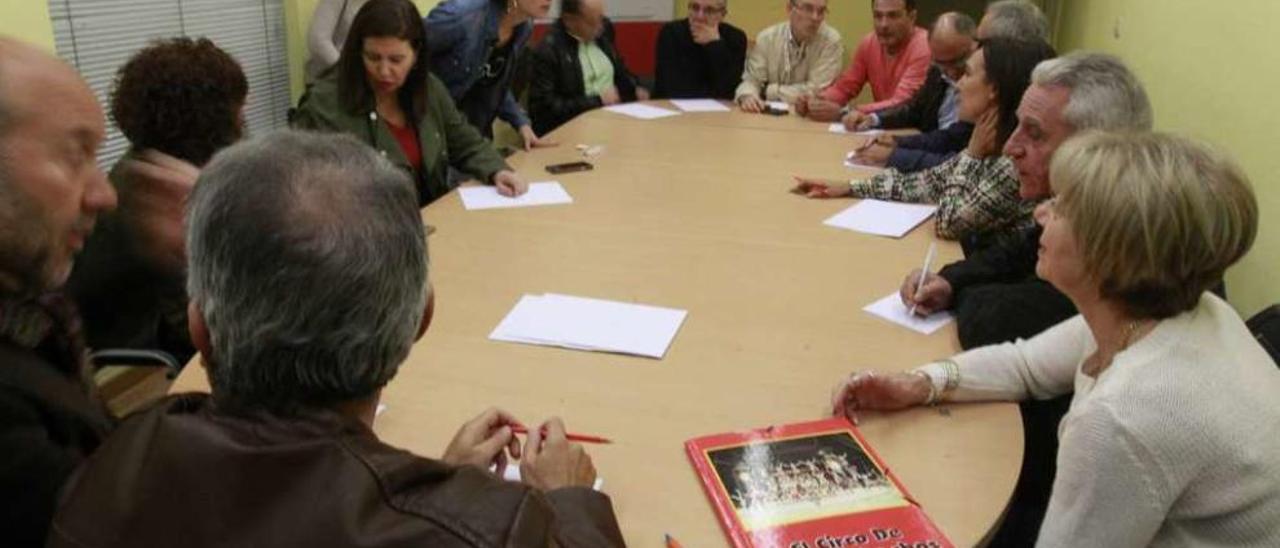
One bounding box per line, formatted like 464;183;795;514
174;102;1022;547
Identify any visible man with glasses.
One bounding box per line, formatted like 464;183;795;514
653;0;747;100
842;11;978;173
735;0;843;113
797;0;930;122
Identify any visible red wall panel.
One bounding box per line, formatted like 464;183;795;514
531;21;665;79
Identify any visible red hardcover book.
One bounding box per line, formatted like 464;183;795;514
685;417;952;548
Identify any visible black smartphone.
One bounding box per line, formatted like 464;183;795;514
546;161;594;174
762;105;789;116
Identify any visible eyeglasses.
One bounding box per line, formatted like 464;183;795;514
790;1;828;17
932;53;970;73
687;2;725;16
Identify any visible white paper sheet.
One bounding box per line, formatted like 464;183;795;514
844;152;880;169
827;123;881;137
823;199;937;238
603;103;682;120
766;101;791;112
863;292;954;335
500;463;605;491
489;293;688;359
459;182;573;210
670;99;731;112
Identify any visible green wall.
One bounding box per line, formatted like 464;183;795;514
1055;0;1279;318
0;2;55;50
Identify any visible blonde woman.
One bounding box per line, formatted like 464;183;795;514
831;131;1280;546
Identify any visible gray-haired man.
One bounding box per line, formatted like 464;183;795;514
49;131;625;547
901;52;1153;347
898;52;1153;544
978;0;1049;41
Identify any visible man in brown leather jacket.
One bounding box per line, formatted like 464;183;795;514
47;131;626;547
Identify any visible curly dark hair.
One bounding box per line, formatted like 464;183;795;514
110;37;247;166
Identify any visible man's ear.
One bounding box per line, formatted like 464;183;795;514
187;301;213;371
416;286;435;341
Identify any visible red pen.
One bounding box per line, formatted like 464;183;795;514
509;425;613;445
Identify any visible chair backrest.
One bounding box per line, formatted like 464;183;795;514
1246;304;1280;367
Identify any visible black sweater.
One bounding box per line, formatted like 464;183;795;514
652;19;747;100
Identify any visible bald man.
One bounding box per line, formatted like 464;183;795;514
844;11;978;173
0;37;118;545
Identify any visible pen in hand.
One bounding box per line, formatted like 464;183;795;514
509;425;613;445
853;131;883;154
908;241;938;317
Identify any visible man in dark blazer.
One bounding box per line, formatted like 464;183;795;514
652;0;747;99
845;12;977;172
0;38;119;546
528;0;648;135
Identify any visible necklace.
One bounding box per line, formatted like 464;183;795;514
1084;319;1151;377
1120;320;1142;350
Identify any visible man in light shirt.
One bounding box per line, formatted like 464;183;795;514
735;0;843;113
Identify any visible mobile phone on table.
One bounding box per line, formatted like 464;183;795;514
762;105;789;116
546;161;594;174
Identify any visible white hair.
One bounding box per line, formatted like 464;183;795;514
983;0;1049;41
1031;52;1153;132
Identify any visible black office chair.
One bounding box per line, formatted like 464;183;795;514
1247;304;1280;367
91;349;182;379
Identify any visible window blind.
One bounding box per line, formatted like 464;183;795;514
49;0;291;169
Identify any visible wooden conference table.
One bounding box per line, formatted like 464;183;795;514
173;102;1022;546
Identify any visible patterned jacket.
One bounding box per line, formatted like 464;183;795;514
849;152;1037;241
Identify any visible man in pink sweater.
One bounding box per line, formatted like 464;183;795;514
797;0;930;122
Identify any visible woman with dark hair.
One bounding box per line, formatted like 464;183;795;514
424;0;555;150
293;0;526;206
67;36;247;364
792;38;1057;242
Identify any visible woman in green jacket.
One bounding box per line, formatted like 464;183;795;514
293;0;526;206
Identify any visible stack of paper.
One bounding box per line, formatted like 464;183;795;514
603;103;681;120
490;293;688;359
670;99;731;112
823;199;938;238
863;292;954;335
459;182;573;210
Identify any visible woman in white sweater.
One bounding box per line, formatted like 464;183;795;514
305;0;371;83
831;131;1280;546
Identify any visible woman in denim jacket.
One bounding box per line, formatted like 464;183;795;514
424;0;556;150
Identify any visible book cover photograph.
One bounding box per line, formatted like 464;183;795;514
685;418;951;548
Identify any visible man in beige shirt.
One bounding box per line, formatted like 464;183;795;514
735;0;844;112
